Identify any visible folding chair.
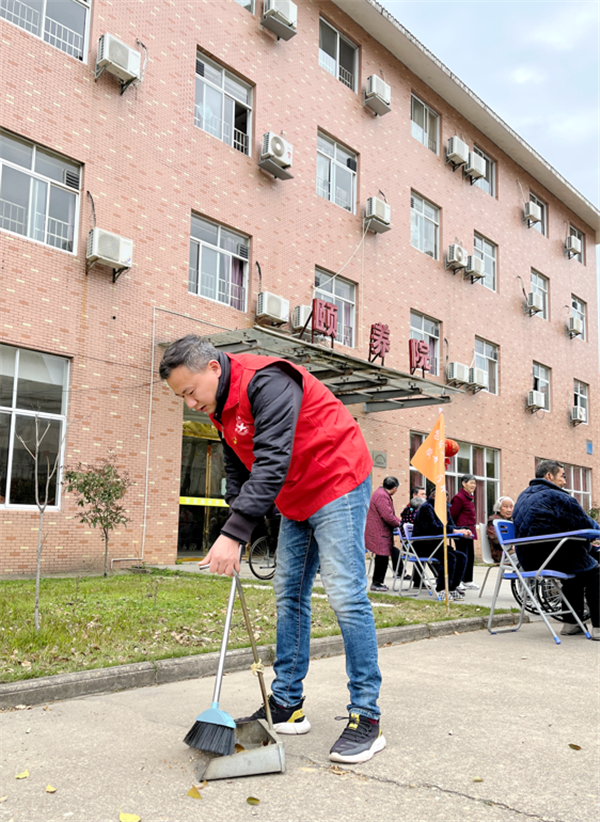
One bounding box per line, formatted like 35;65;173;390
487;520;597;644
392;523;441;597
478;522;500;598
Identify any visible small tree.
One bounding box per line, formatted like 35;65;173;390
64;457;132;576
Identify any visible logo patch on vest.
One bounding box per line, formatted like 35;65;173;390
234;416;250;436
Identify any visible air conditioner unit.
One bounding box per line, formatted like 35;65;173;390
464;152;486;180
96;34;141;83
524;201;542;224
291;304;312;331
469;367;488;390
263;0;297;28
366;196;391;225
447;244;468;268
565;235;582;255
465;255;485;279
447;362;470;385
446;137;469;166
527;390;545;410
260;132;293;169
86;228;133;269
527;292;544;313
364;75;391;115
256;291;289;324
571;406;586;424
569;316;584;337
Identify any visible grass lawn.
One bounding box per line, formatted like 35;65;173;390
0;569;501;684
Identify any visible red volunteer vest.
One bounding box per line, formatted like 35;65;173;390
210;353;372;521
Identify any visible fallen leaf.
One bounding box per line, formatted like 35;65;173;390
119;813;141;822
15;770;29;780
569;743;582;750
46;785;56;794
246;797;260;805
328;765;346;775
234;743;245;753
473;777;484;783
187;786;202;799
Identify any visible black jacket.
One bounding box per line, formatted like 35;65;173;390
411;497;460;555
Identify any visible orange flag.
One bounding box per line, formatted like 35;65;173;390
410;411;447;524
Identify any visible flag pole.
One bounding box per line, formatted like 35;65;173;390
442;523;450;614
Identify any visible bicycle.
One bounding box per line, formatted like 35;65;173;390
248;535;277;580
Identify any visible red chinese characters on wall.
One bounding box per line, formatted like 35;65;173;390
312;298;338;339
369;323;391;363
409;339;431;374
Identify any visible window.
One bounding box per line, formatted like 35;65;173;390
189;215;248;311
314;269;356;348
233;0;253;11
571;295;586;340
410;433;500;520
574;380;588;424
569;225;584;263
0;345;68;508
473;233;496;291
535;458;592;511
410;311;440;376
530;269;549;319
530;193;546;235
410;95;439;153
473;147;495;196
474;338;498;394
0;130;80;253
532;362;550;411
319;18;357;91
410;192;439;259
0;0;89;60
316;133;357;213
195;54;252;155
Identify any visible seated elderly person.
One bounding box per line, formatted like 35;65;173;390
411;490;472;600
487;496;514;563
513;459;600;640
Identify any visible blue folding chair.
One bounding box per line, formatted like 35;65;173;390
392;523;442;597
487;520;596;644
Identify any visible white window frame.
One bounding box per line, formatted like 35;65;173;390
473;146;495;196
233;0;253;12
569;225;584;264
189;214;249;312
535;458;592;511
410;95;439;154
574;380;588;425
0;130;80;255
314;268;356;348
0;344;69;510
318;18;358;91
411;192;439;259
474;338;498;395
533;362;551;411
530;193;547;236
195;53;252;156
473;232;497;291
316;132;357;214
0;0;90;62
410;311;440;376
531;269;549;320
571;295;587;340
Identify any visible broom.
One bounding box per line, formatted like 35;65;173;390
183;555;240;755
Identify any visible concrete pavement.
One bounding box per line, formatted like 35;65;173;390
1;620;599;822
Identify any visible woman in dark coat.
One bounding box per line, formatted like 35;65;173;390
449;474;477;587
365;476;401;592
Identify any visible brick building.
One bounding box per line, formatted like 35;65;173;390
1;0;598;575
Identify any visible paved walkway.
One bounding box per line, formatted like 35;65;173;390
1;621;598;822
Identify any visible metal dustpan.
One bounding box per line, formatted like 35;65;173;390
195;719;285;781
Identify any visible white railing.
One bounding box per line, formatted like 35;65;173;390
0;199;27;235
316;179;330;200
334;187;351;211
0;0;41;35
44;16;84;60
47;216;73;251
233;128;249;155
194;106;221;139
338;65;354;89
318;50;337;78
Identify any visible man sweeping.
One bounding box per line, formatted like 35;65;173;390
160;335;385;764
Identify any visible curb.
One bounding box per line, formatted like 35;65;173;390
0;613;523;709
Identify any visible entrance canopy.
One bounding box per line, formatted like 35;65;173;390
181;325;461;413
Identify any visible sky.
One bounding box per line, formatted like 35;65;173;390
378;0;599;207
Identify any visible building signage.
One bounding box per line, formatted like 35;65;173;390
409;339;431;376
369;322;391;364
312;297;338;340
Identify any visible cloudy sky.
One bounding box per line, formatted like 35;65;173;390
378;0;599;207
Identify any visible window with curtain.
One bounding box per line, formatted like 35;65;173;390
410;311;439;376
189;214;248;311
195;53;252;155
473;232;497;291
0;344;68;508
411;95;439;153
314;269;356;348
0;130;80;253
532;362;551;410
316;132;357;213
474;338;498;394
0;0;89;60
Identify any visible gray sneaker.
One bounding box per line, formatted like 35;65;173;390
329;713;386;764
560;623;585;636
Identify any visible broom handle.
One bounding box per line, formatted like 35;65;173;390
210;546;243;706
234;569;274;730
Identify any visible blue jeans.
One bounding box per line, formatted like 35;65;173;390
271;476;382;720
